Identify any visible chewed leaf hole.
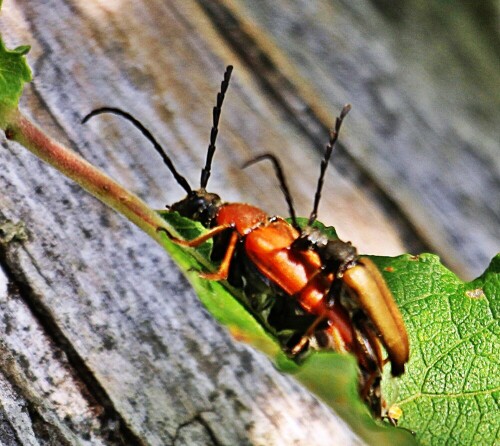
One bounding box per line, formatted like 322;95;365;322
465;288;485;299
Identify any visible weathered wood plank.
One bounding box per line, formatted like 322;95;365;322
198;0;500;279
0;254;120;445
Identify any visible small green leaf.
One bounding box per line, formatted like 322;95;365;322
0;37;32;114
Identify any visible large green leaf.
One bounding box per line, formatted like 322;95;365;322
378;253;499;445
159;211;499;446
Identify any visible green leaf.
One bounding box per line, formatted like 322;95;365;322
158;211;417;445
374;253;499;446
0;37;32;115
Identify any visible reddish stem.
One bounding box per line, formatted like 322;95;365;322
5;109;168;242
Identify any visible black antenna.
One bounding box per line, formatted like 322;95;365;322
199;65;233;189
242;154;299;230
82;107;192;194
308;104;351;225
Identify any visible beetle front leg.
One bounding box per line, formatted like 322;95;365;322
200;231;239;281
158;224;239;281
157;224;233;247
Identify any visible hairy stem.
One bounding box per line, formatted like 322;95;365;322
4;108;168;243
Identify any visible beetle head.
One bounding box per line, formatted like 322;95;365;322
322;239;358;275
170;190;223;228
294;229;358;276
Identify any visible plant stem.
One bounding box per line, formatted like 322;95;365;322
4;108;168;243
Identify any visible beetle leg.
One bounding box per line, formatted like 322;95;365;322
200;231;239;281
325;277;342;307
290;314;326;355
157;224;233;247
360;368;380;400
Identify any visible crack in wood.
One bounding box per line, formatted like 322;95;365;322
173;410;220;446
0;242;146;446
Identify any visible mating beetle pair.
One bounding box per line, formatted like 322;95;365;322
83;65;409;418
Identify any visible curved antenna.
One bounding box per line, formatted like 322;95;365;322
308;104;351;225
82;107;192;194
200;65;233;189
242;153;299;230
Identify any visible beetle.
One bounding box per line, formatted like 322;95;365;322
296;124;410;376
82;66;407;417
82;66;355;351
243;105;409;376
242;123;409;418
83;66;270;279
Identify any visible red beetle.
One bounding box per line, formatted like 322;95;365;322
83;66;408;416
242;106;409;416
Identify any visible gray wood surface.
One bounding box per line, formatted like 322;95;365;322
0;0;497;445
